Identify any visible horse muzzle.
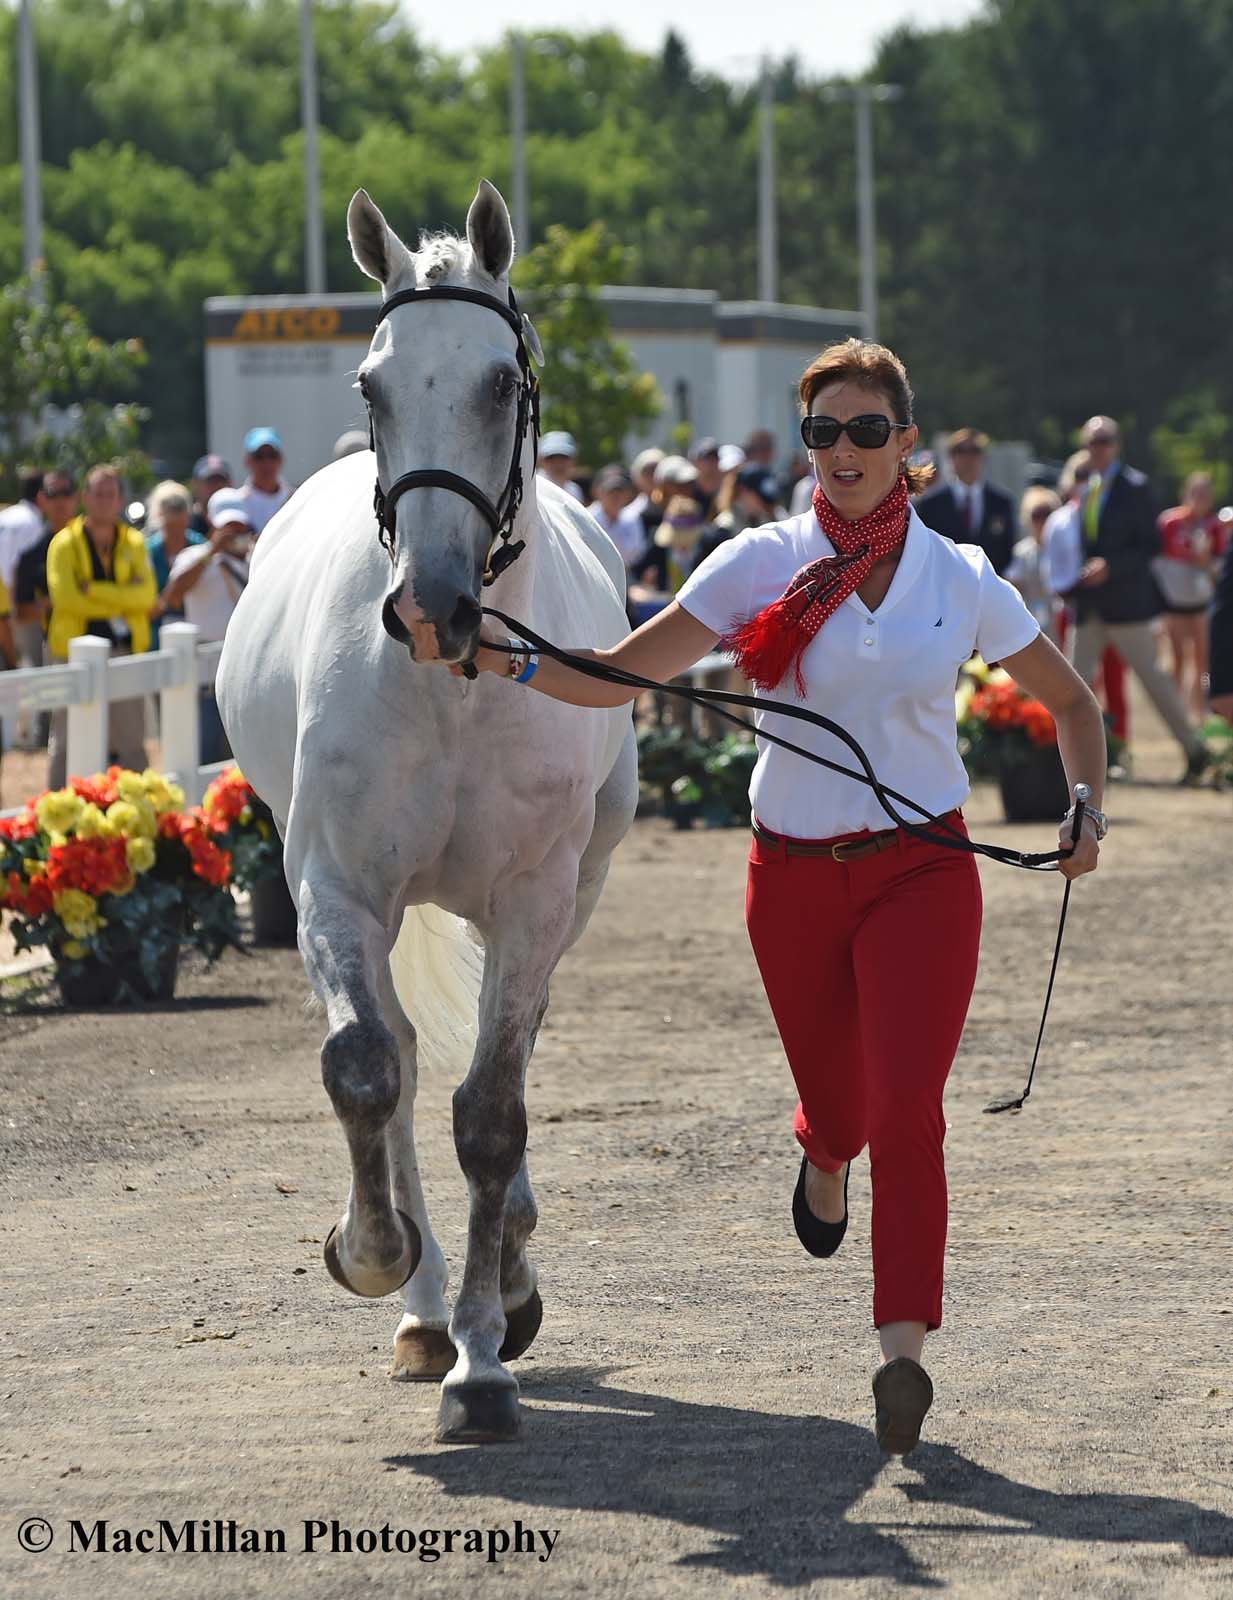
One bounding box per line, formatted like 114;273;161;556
382;579;482;664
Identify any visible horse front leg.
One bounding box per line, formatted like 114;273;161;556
437;863;576;1443
298;871;421;1299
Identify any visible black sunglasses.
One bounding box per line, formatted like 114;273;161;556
800;414;911;450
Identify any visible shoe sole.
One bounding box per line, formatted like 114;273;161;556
873;1359;934;1457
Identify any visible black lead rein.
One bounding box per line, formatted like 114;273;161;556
479;607;1090;1114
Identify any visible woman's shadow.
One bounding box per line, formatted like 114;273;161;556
385;1367;1232;1588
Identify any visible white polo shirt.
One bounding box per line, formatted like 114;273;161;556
676;506;1040;838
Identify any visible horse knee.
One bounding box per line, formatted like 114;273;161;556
452;1077;527;1188
321;1017;401;1130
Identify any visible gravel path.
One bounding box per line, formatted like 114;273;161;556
2;726;1231;1598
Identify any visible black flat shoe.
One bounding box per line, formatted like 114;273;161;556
872;1357;934;1456
792;1155;849;1258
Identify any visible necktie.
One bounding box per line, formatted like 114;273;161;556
1084;476;1102;546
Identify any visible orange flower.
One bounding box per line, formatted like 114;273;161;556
0;810;37;841
44;836;130;898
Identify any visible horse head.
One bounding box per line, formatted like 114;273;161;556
348;180;533;664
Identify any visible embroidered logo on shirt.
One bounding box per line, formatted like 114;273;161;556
934;616;943;627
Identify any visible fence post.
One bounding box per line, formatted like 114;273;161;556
65;635;111;779
159;623;202;802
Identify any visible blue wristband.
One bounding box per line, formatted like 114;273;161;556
515;651;539;684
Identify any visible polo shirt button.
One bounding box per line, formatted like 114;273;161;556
863;637;874;646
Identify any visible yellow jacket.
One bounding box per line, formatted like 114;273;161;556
47;516;156;659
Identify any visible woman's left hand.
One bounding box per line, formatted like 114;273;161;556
1058;815;1100;880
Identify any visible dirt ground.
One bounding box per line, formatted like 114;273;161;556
2;701;1231;1599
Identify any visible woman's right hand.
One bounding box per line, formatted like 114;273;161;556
446;629;511;678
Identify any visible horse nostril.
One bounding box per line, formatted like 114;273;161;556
382;591;411;646
448;594;482;641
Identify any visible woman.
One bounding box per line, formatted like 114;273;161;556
1155;471;1226;719
1007;485;1062;641
144;480;205;649
443;339;1105;1456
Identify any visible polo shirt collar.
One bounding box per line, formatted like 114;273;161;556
839;503;929;620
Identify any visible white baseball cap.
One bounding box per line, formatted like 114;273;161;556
207;488;253;529
539;431;577;459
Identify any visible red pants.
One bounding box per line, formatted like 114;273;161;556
745;815;983;1330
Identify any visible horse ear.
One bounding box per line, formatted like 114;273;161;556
347;189;410;285
466;179;515;280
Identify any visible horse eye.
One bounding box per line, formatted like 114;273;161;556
494;370;517;403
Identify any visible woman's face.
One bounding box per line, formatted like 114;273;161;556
161;505;190;541
807;380;916;520
1186;476;1213;517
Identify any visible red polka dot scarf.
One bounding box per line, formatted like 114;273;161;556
721;474;910;696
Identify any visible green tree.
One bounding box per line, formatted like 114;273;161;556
1151;388;1233;503
0;274;150;500
515;222;660;467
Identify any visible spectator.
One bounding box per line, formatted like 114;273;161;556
586;465;644;569
790;458;817;517
536;431;584;502
915;428;1016;573
162;488;254;762
1208;522;1233;724
0;467;48;601
689;438;723;519
11;471;77;748
0;571;16;669
189;454;232;536
1043;450;1129;744
628;447;665;535
734;465;788;527
630;495;711;611
145;480;206;649
238;428;294;533
45;464;155;786
743;427;776;470
1006;486;1062;641
1069;415;1204;781
1154;471;1226;719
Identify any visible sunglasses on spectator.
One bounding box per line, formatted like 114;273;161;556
44;485;75;498
800;414;911;450
951;444;985;456
1085;435;1116;447
251;447;281;461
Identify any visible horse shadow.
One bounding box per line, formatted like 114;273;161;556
384;1367;1232;1588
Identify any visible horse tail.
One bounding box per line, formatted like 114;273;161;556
388;903;484;1077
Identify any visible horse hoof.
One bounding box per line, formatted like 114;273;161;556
499;1288;543;1361
322;1209;421;1298
436;1382;521;1444
390;1325;457;1381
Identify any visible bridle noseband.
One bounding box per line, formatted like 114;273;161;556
367;283;541;585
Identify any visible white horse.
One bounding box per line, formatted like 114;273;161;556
216;180;638;1442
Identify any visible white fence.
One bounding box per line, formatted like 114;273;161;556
0;623;227;817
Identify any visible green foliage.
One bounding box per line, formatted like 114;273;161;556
1151;389;1233;503
516;222;661;468
636;727;756;827
0;273;150;499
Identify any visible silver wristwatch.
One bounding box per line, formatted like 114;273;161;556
1066;801;1108;839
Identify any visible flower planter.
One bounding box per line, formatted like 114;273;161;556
56;941;180;1007
997;745;1071;822
249;873;298;945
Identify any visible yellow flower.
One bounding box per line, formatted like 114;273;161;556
164;782;185;812
74;803;113;839
61;939;88;959
116;771;149;803
106;798;157;839
140;768;180;813
52;888;106;939
35;788;84;836
126;836;156;873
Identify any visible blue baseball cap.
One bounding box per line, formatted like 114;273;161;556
243;427;283;455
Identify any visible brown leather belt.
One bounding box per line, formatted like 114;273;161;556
752;819;901;862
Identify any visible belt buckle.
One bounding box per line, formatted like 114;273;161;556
831;840;853;862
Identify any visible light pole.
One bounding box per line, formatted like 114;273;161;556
299;0;326;294
510;32;529;254
18;0;44;299
758;58;778;302
824;82;902;343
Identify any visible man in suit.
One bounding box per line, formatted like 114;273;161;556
914;429;1016;573
1068;415;1205;781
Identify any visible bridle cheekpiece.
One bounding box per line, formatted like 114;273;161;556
367;283;541;585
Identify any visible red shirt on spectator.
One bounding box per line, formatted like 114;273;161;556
1157;506;1226;564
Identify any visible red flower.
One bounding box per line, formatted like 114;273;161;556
70;773;118;808
23;873;55;917
0;811;37;841
2;870;27;910
44;836;129;898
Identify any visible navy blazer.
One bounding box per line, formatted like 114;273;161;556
913;481;1017;575
1072;465;1161;625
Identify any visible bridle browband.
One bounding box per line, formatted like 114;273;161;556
367;283;540;585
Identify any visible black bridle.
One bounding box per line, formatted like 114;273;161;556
366;283;540;585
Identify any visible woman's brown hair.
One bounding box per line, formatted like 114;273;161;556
798;338;935;495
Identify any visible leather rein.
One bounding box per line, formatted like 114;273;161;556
367;283;540;586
